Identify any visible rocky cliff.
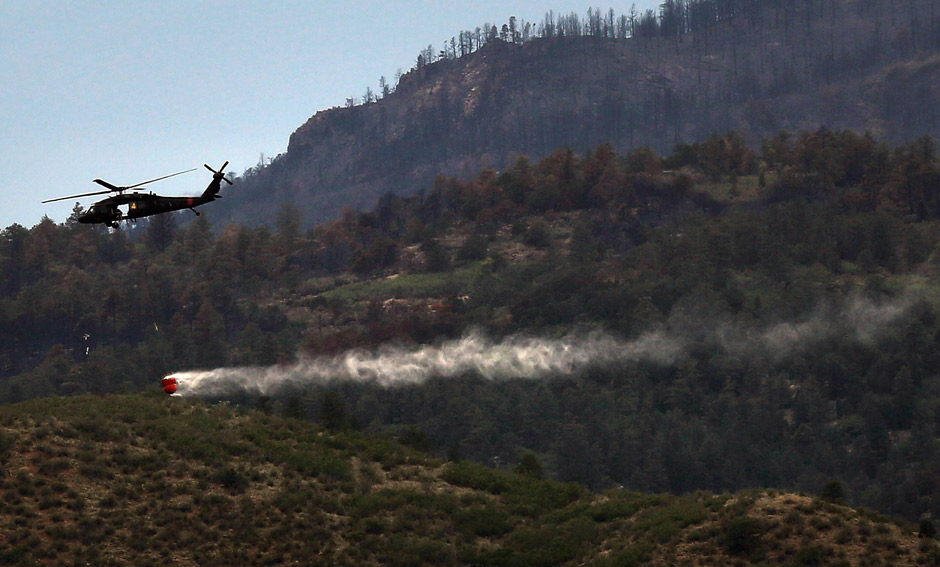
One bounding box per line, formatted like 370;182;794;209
212;0;940;227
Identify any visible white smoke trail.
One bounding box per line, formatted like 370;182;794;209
713;292;917;362
169;330;684;397
168;292;918;398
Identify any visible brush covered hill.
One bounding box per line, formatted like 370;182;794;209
216;0;940;226
1;394;938;567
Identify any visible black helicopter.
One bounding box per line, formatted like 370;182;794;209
43;162;232;228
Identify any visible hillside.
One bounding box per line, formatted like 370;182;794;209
213;0;940;227
5;129;940;524
0;395;937;566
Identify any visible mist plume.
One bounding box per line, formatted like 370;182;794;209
169;292;917;398
169;330;684;397
711;292;917;361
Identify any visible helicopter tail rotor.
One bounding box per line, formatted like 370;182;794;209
204;161;233;185
200;161;232;200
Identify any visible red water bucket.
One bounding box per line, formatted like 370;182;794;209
162;377;178;395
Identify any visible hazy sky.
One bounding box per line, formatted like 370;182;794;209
1;1;661;230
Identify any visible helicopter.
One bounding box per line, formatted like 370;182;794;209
43;162;232;228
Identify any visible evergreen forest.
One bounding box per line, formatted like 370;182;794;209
5;128;940;523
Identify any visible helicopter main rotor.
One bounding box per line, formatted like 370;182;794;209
42;167;197;204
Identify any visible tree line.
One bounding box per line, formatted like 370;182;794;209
354;0;940;107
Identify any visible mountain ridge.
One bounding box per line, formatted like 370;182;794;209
213;0;940;227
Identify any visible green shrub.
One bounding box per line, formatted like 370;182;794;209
455;506;515;537
633;499;709;543
0;433;14;461
458;234;490;261
442;461;584;517
523;220;553;248
361;516;386;535
588;493;656;522
606;543;655;567
281;450;352;482
793;543;833;566
505;517;597;566
37;494;63;510
212;467;249;493
442;460;504;492
348;492;391;517
397;426;434;452
719;516;765;557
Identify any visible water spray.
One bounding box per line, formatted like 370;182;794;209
163;292;917;399
165;330;684;398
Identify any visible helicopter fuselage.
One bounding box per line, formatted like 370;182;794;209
73;162;229;227
78;193;212;225
44;161;230;228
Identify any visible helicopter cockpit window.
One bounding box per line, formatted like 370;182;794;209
91;204;119;218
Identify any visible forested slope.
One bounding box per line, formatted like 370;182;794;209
4;129;940;522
